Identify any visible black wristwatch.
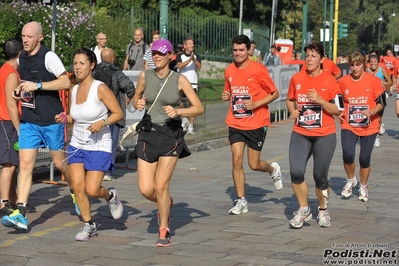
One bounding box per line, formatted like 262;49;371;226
36;81;43;90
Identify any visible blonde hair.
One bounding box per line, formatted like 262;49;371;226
348;50;367;71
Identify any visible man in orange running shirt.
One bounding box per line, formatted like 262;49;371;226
222;34;283;215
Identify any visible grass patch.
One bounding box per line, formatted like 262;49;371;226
197;79;224;100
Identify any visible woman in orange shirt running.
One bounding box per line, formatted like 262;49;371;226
337;50;385;202
286;43;341;229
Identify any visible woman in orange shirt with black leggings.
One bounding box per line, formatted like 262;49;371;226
286;43;341;229
337;50;385;202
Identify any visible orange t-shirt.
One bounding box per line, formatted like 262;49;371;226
382;56;396;75
288;71;340;136
338;73;383;136
0;63;20;121
301;58;341;77
224;60;278;130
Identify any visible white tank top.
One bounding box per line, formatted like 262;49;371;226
69;80;111;152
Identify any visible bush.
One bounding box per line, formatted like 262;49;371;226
0;1;95;68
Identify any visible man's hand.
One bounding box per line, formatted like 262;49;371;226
20;81;38;92
221;91;230;101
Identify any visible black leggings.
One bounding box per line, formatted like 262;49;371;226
341;129;376;168
289;131;336;190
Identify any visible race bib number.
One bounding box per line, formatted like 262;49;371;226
348;105;369;127
20;90;36;109
232;94;253;118
297;104;322;128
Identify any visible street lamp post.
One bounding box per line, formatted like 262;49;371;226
301;0;308;59
393;11;396;52
378;13;383;53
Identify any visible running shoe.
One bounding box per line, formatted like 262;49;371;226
1;209;28;230
70;193;81;215
187;126;195;135
229;198;248;215
0;203;15;217
290;208;312;229
341;178;358;198
270;162;283;190
102;174;115;181
75;222;98;241
374;137;380;148
358;186;369;202
107;187;123;219
25;204;37;213
181;117;189;132
157;197;173;227
156;227;172;247
317;209;331;228
379;123;385;135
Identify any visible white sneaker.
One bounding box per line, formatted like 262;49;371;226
75;222;98;241
290;208;312;229
107;187;123;219
102;174;115;181
270;162;283;190
229;198;248;215
358;186;369;202
181;117;189;132
317;209;331;228
374;137;380;148
341;178;357;197
379;123;385;135
187;126;195;135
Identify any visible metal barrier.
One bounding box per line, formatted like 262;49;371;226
35;65;302;176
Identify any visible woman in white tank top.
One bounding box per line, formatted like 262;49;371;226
55;48;123;241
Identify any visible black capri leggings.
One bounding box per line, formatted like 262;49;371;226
341;129;376;168
289;131;336;190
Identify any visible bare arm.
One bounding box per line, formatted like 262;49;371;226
286;98;300;119
123;54;129;70
98;84;123;124
193;60;202;70
307;88;340;116
20;73;70;92
174;75;203;117
132;71;146;110
382;68;393;88
5;73;20;134
177;59;191;70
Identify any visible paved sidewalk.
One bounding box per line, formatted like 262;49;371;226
0;97;398;266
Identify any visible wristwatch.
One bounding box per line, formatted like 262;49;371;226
36;81;43;90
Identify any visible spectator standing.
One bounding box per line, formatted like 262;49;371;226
143;30;160;70
263;44;282;67
0;39;21;217
92;48;135;181
250;40;262;63
91;32;107;64
56;48;124;241
1;21;75;231
221;35;283;215
123;28;149;71
176;37;202;135
169;43;183;72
